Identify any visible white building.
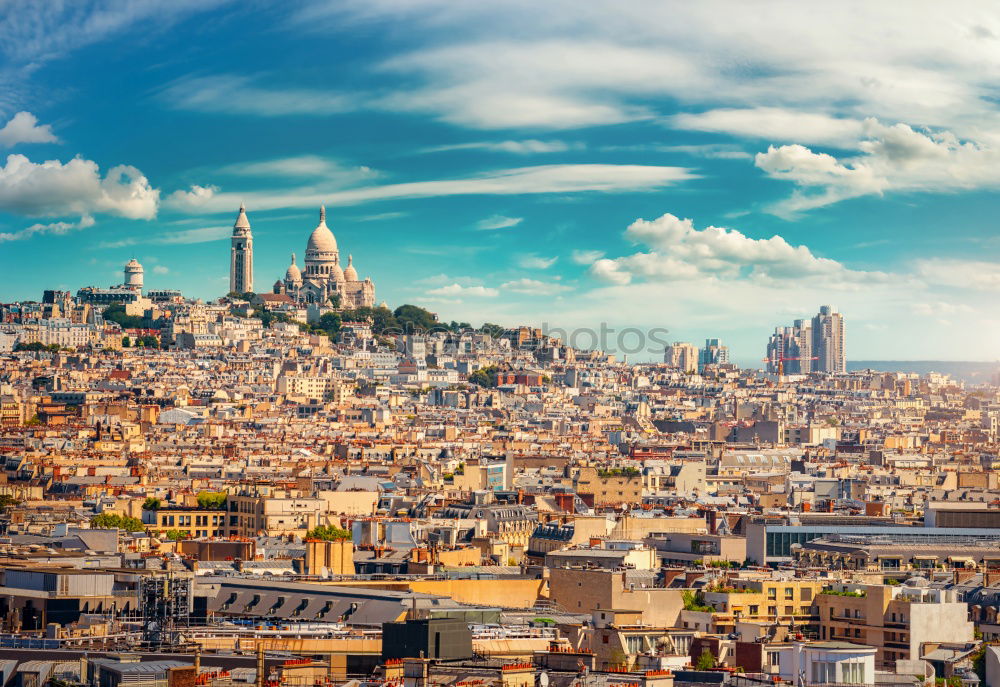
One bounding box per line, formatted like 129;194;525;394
272;206;376;309
775;641;876;686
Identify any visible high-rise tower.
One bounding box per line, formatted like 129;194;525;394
230;202;254;294
811;305;845;373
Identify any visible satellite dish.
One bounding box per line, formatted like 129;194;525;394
538;672;550;687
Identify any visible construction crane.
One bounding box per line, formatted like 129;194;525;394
762;354;818;377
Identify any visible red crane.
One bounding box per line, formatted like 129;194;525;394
762;354;819;376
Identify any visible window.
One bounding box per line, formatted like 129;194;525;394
784;588;794;600
767;651;780;668
768;587;777;599
768;606;777;616
801;588;812;601
750;605;759;615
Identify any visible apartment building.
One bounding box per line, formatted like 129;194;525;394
816;583;974;666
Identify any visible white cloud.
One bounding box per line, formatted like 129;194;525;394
756;119;1000;215
165;164;693;213
571;249;605;264
0;214;93;242
160;74;358;116
426;283;499;298
476;215;522;230
518;254;558;269
0;154;158;219
0;112;58;147
167;185;217;209
590;213;885;286
156;226;231;244
152;265;169;274
913;259;1000;291
219;155;376;181
672;108;864;147
501;278;571;295
426;140;579;154
288;2;1000;135
910;301;975;317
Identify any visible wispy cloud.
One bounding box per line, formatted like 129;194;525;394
518;254;558;269
476;215;522;230
0;214;93;242
424;140;580;154
164;164;694;213
159;74;358;116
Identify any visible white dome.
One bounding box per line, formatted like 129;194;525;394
343;254;358;281
125;258;142;270
306;205;337;254
285;253;302;282
329;262;345;283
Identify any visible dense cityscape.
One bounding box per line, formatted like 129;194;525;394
0;202;999;687
4;3;1000;687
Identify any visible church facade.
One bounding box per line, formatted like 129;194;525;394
271;206;375;309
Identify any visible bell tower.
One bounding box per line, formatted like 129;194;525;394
230;202;254;294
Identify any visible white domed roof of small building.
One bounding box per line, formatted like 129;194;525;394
343;254;358;281
328;262;345;282
306;206;338;254
285;253;302;281
125;258;142;270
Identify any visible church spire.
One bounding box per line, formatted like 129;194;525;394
319;205;326;224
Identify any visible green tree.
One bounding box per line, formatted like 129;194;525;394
393;304;437;332
14;342;61;353
468;365;499;388
140;335;159;347
90;513;145;532
196;490;227;509
315;312;342;339
305;524;352;541
0;495;20;511
695;649;717;670
164;529;190;541
102;304;146;329
121;336;131;348
142;497;162;510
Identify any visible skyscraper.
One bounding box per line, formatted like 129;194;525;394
766;319;812;374
811;305;845;373
230;203;254;294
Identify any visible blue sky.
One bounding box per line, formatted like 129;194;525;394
2;1;1000;362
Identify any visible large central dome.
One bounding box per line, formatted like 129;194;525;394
306;205;338;254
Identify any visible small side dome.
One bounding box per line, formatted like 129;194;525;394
343;254;358;281
285;253;302;282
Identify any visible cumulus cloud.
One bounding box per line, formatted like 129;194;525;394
518;254;558;269
476;215;522;230
152;265;169;274
0;112;58;147
756;119;1000;215
167;185;217;209
426;283;499;298
590;213;885;286
0;154;158;219
501;278;571;295
0;214;93;242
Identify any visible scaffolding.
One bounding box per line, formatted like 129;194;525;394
138;571;194;649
